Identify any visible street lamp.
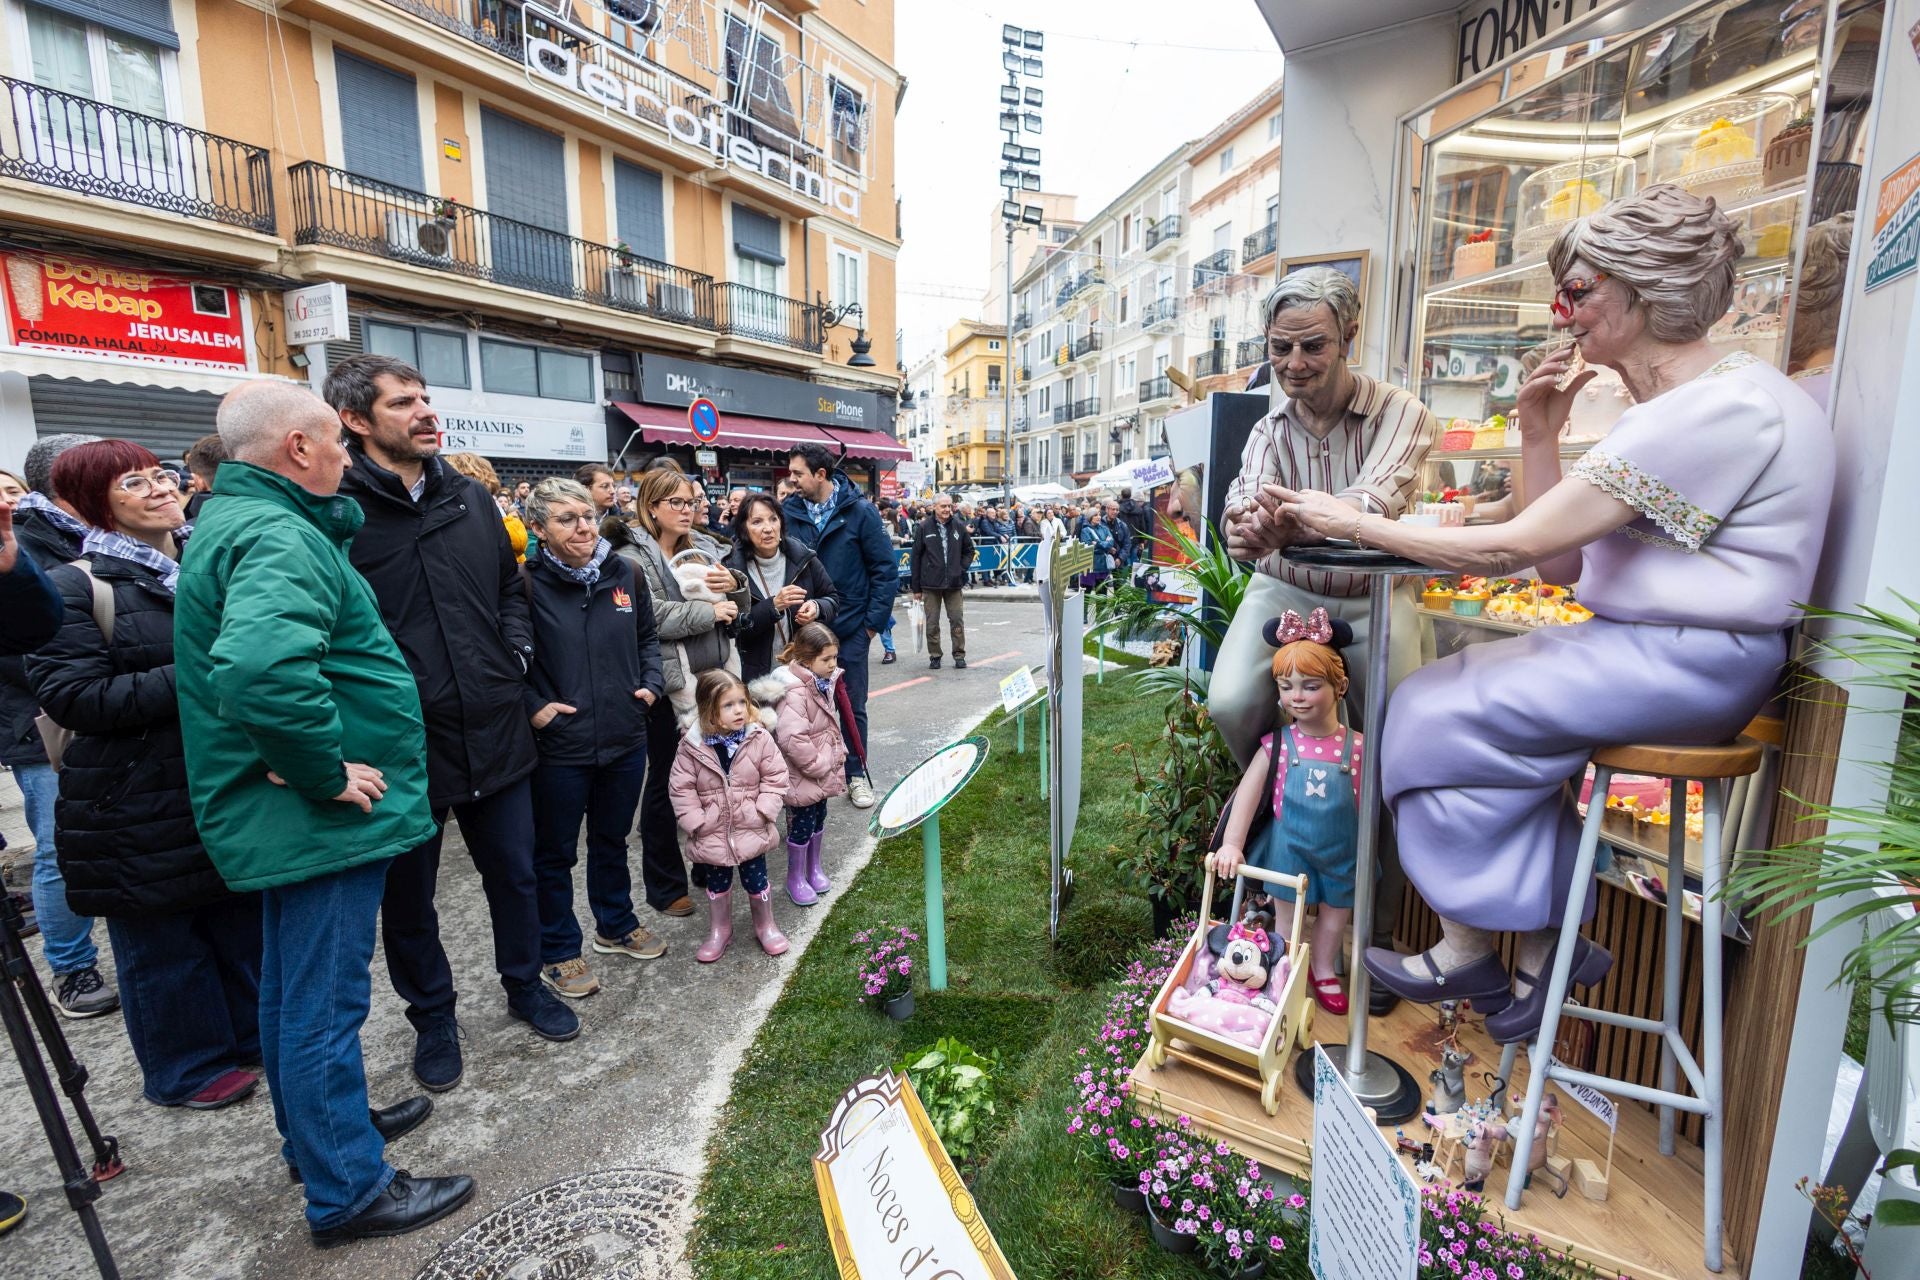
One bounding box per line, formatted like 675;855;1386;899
999;24;1044;507
817;297;876;368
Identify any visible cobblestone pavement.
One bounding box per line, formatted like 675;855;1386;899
0;598;1050;1280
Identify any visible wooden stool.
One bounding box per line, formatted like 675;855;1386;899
1506;735;1765;1273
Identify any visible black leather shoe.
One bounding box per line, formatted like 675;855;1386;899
309;1171;475;1248
881;650;897;664
289;1096;436;1183
954;657;967;669
928;657;941;669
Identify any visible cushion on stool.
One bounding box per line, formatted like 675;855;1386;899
1589;735;1764;780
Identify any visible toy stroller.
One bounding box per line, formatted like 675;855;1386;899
1145;862;1316;1115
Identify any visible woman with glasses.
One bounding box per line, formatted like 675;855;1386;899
521;478;668;994
605;465;748;919
25;441;264;1110
1270;184;1836;1045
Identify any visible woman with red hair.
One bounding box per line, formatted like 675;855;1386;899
25;439;263;1111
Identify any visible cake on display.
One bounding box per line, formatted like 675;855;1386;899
1515;157;1635;255
1762;111;1815;189
1452;229;1497;280
1654;94;1796;205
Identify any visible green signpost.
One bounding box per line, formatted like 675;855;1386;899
868;737;991;991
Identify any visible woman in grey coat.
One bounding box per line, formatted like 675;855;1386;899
604;466;748;915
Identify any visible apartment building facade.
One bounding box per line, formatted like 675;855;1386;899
933;317;1004;487
1184;79;1283;398
0;0;904;489
898;345;938;477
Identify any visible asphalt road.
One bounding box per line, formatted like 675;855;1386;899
0;596;1053;1280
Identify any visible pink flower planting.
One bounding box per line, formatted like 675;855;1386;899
854;922;918;1004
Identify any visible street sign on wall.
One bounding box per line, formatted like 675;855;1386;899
689;397;720;441
283;282;349;345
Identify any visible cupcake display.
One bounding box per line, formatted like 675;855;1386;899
1652;93;1797;204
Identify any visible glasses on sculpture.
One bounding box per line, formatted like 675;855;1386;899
116;470;180;497
1550;273;1610;320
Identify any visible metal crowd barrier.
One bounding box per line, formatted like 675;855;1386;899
892;537;1043;584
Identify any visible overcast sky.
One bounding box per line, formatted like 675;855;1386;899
892;1;1283;365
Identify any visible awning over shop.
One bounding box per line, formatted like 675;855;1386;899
824;427;912;464
613;401;836;453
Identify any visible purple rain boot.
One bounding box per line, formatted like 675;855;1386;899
806;831;831;896
784;838;817;907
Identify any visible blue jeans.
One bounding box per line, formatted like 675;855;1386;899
880;614;896;654
531;746;647;963
837;628;872;781
15;763;97;974
261;859;395;1229
107;894;263;1105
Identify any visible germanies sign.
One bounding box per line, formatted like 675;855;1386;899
2;252;247;369
522;1;865;218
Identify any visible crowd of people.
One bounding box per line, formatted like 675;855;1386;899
0;355;903;1247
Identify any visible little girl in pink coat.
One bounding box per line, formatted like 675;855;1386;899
748;622;847;908
669;668;791;961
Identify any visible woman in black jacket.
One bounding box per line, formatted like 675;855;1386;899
723;492;841;682
522;479;668;995
25;441;261;1110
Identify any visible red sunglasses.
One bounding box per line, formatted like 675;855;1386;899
1550;272;1609;320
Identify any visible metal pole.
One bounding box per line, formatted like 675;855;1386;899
1004;220;1015;510
1345;578;1395;1098
1016;704;1026;754
923;813;948;991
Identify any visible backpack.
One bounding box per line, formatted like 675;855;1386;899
33;561;115;772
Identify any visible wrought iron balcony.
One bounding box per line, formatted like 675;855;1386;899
716;284;825;352
1069;396;1101;422
1145;214;1183;252
381;0;527;60
289;162;717;327
1138;374;1173;403
1056;268;1105;308
1051;403;1071;426
1191;348;1231;379
1242;221;1278;263
1;76;274;233
1236;338;1266;369
1014;309;1032;331
1142;296;1181;331
1193;249;1235;289
1069;332;1102;362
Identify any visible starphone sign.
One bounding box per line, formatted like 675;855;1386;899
522;3;862;219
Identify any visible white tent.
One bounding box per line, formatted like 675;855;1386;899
1087;457;1177;494
1013;482;1070;503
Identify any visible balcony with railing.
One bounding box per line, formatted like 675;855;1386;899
1056;269;1105;309
290;161;718;328
1;76;275;233
378;0;528;59
715;284;825;352
1069;396;1101;422
1235;338;1266;370
1069;331;1102;363
1013;308;1032;331
1193;249;1235;290
1138;374;1173;403
1242;221;1277;265
1191;348;1231;379
1051;403;1071;426
1145;214;1183;254
1142;296;1181;332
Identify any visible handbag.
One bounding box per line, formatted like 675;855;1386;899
34;561;115;772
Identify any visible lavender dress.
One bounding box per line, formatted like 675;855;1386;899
1383;352;1834;932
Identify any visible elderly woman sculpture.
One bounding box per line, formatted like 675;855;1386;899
1265;183;1835;1045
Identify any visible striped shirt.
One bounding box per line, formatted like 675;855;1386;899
1225;373;1439;596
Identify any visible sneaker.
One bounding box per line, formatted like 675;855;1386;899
180;1068;259;1110
954;657;967;669
928;657;941;670
54;967;119;1020
542;957;601;999
507;983;581;1043
881;650;897;664
592;926;666;960
848;777;875;809
412;1017;465;1093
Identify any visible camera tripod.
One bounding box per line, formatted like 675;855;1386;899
0;890;124;1278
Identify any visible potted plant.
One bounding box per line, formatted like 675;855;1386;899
1142;1122;1201;1253
428;195;459;228
855;922;918;1020
896;1037;1001;1167
1072;933;1187;1210
1196;1150;1298;1278
614;239;637;271
1115;688;1240;934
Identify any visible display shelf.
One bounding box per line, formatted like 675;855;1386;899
1429;442;1600;461
1417;604;1535;636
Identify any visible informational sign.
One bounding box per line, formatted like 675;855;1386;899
896;460;929;493
879;470;901;501
282;282;349;345
814;1073;1015;1280
1309;1046;1421;1280
689;397;721;442
1455;0;1615;81
694;447;720;468
998;665;1037;714
1867;151;1920;293
2;251;247;370
870;737;989;840
439;412;594;462
1552;1062;1618;1132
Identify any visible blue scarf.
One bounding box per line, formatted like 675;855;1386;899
543;538;610;585
704;726;748;750
813;675;834;698
802;474;847;530
16;491;91;544
82;526;189;594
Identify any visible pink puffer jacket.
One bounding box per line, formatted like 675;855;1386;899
750;665;849;808
668;723;789;866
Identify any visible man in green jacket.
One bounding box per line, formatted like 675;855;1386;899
176;380;474;1247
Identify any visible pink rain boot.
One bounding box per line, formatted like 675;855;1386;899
748;889;789;956
784;838;817;907
806;831;831;896
696;889;733;963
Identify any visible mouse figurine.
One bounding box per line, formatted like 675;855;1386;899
1426;1046;1472;1115
1461;1118;1510;1192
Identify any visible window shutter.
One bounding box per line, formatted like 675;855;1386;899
35;0;177;49
336;52;424;190
613;159;665;262
732;206;785;266
480;109;567;230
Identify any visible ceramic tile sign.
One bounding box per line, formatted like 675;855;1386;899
1310;1046;1420;1280
813;1072;1015;1280
998;664;1038;714
1866;152;1920;293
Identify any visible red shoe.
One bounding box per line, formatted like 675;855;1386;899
181;1068;259;1110
1310;974;1348;1016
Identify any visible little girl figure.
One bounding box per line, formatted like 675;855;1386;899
669;668;792;961
1207;609;1361;1015
748;622;848;907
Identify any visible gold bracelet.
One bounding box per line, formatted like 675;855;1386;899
1350;512;1366;548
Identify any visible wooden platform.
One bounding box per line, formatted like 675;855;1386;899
1128;996;1742;1280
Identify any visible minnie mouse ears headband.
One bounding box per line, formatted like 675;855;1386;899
1261;608;1355;651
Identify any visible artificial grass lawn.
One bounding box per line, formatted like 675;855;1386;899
690;678;1209;1279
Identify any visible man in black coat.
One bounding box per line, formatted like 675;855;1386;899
909;493;972;670
326;353;577;1091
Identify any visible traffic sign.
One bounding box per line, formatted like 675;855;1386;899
689;397;720;441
